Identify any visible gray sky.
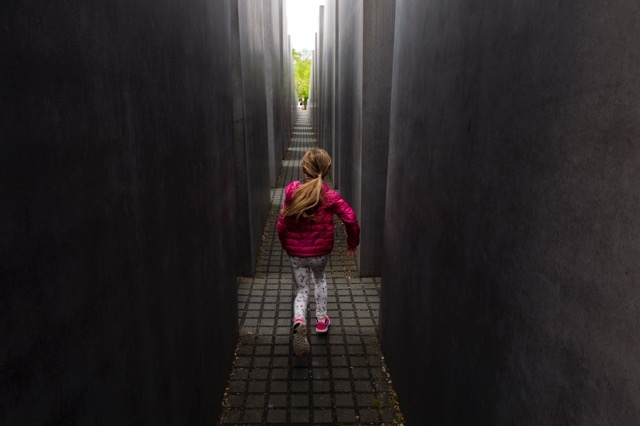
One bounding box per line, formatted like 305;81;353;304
286;0;323;51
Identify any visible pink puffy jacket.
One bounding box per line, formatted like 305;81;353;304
277;181;360;257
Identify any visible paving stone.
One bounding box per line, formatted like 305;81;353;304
245;394;265;408
370;369;385;379
271;356;289;367
333;380;352;392
311;357;328;367
269;380;288;393
332;368;351;379
291;367;309;380
313;393;333;408
290;394;309;407
266;409;287;423
226;394;243;407
290;380;309;392
312;346;329;356
352;367;370;379
268;394;287;408
328;335;344;345
227;380;246;393
359;408;380;423
360;327;377;336
259;326;275;335
270;367;288;380
343;326;360;335
248;381;266;393
312;368;330;380
357;393;377;407
231;368;249;380
354;380;374;392
242;409;263;423
349;346;365;355
313;409;333;423
275;326;290;335
290;409;310;423
219;409;241;424
273;345;289;355
350;356;367;367
336;408;357;423
342;318;358;326
346;335;362;344
255;346;271;355
260;318;276;326
332;346;348;356
253;357;270;368
249;368;269;380
335;393;355;407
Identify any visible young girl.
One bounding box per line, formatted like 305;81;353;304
277;148;360;357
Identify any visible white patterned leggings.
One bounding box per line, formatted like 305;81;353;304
289;255;329;324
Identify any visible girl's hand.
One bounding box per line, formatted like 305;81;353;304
346;246;357;258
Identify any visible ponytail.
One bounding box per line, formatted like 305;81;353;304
281;148;332;219
281;175;324;219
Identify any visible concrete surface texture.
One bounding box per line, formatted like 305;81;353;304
318;1;338;165
1;0;291;424
312;1;396;276
336;1;364;227
338;1;396;276
230;0;272;276
263;0;291;188
382;0;640;424
263;0;282;188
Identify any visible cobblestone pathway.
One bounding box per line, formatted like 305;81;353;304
218;111;404;425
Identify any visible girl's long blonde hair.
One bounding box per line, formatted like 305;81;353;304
281;148;332;219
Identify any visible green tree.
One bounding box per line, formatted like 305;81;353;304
292;48;311;105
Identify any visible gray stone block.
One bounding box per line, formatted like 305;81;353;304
230;0;272;275
0;0;239;424
382;0;640;424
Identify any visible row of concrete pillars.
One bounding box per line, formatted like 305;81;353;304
306;1;640;424
3;0;640;424
2;0;297;424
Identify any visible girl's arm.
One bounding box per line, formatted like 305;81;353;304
333;196;360;250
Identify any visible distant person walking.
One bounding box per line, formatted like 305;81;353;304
277;148;360;356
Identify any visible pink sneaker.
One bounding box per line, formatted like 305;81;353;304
315;315;330;333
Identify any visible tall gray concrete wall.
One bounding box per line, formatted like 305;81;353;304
310;1;395;275
1;0;238;424
309;34;319;129
288;35;297;133
232;0;293;275
318;2;338;164
263;0;283;188
263;0;292;188
336;2;363;213
231;0;272;275
282;18;294;159
336;1;395;275
381;1;640;424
